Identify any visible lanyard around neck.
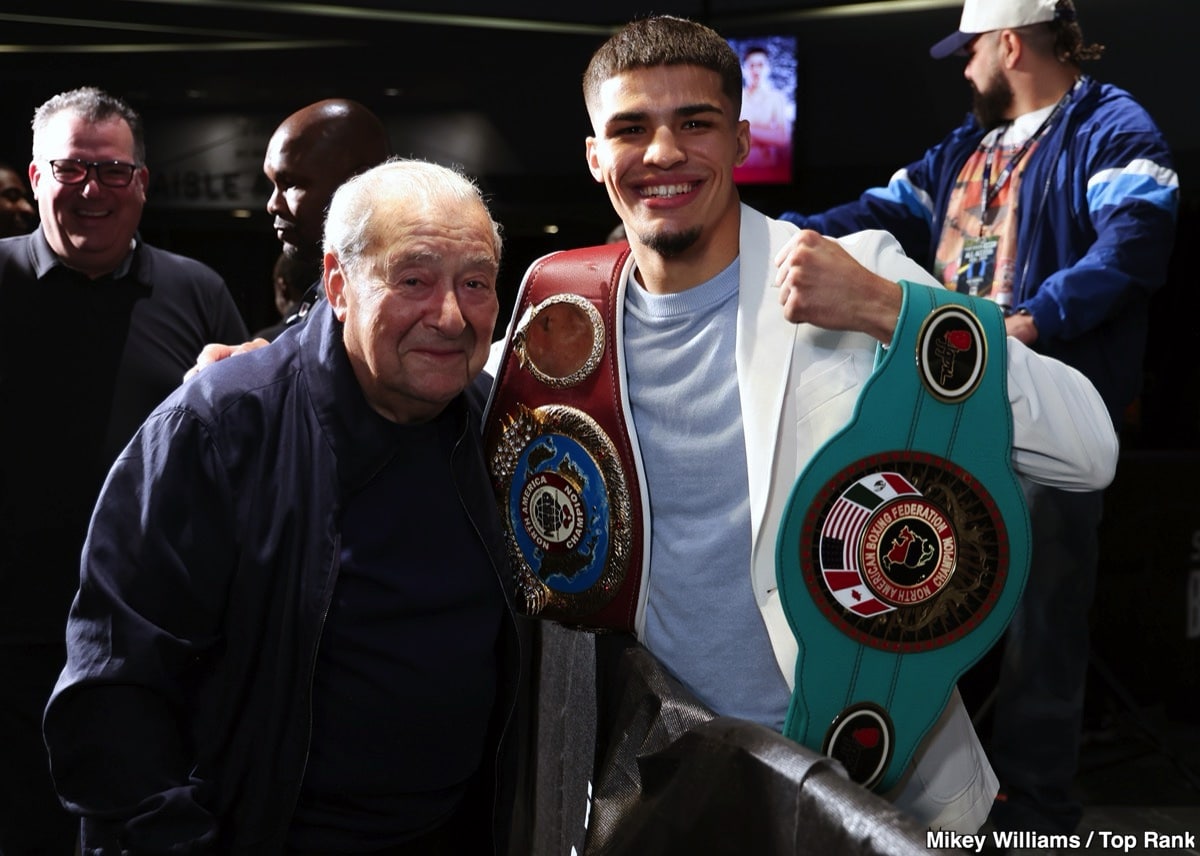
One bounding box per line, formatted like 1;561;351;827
978;84;1075;232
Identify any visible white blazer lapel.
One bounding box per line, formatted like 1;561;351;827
735;204;800;548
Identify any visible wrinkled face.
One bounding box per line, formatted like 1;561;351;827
0;168;35;236
585;64;750;266
263;130;349;263
965;33;1014;130
29;112;147;277
326;194;500;425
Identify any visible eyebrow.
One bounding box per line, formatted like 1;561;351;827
605;102;726;127
385;251;498;275
462;254;500;274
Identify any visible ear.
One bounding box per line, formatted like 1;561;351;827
585;137;603;183
999;29;1023;69
734;119;752;168
28;160;41;198
134;165;149;202
323;252;350;322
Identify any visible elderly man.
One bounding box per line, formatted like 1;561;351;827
44;159;523;855
0;87;246;855
485;15;1118;836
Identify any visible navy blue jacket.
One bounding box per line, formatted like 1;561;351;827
782;76;1179;422
44;302;523;854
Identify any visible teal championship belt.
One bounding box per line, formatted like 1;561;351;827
775;281;1030;793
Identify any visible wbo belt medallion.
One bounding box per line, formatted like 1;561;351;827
490;402;634;622
776;282;1030;793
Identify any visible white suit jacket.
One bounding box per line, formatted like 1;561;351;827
489;205;1118;833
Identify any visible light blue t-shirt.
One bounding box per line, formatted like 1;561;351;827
624;258;791;730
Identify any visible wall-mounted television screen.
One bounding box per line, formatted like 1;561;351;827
729;36;797;185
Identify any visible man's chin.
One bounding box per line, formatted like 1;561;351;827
639;226;702;259
280;241;320;265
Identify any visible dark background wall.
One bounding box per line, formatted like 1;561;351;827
0;0;1195;453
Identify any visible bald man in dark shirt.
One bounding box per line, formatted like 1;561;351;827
264;99;389;268
189;99;391;375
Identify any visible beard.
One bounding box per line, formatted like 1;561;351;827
972;70;1015;131
639;225;702;259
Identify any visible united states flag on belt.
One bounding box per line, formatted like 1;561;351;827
818;472;919;616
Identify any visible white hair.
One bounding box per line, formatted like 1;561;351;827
323;157;502;276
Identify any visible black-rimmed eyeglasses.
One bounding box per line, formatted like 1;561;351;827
48;158;139;188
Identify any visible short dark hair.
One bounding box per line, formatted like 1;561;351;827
272;252;315;304
583;16;744;116
32;87;146;164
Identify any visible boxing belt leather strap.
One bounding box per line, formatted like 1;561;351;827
484;243;644;631
775;281;1030;793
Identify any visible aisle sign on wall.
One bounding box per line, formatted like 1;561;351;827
144;116;277;210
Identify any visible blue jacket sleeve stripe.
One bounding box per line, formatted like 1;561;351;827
1087;159;1180;213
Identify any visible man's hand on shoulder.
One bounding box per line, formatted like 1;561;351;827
183;338;271;382
773;229;902;345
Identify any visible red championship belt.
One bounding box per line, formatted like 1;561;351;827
484;243;644;631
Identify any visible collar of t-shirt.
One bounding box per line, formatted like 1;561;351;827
984;102;1058;151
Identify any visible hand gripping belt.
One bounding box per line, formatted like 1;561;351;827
775;281;1031;793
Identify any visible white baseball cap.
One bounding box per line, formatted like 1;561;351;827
930;0;1061;59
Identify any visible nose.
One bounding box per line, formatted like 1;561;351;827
645;126;685;168
266;185;284;216
431;285;467;336
963;54;980;84
17;197;33;215
78;173;105;197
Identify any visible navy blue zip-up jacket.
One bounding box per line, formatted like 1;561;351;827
782;76;1179;423
43;301;524;854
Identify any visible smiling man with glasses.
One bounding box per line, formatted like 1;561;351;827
47;158;139;188
29;88;151;279
0;86;247;856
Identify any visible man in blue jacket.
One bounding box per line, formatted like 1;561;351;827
43;159;523;854
781;0;1179;837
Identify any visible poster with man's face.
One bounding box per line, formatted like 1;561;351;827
729;36;797;185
